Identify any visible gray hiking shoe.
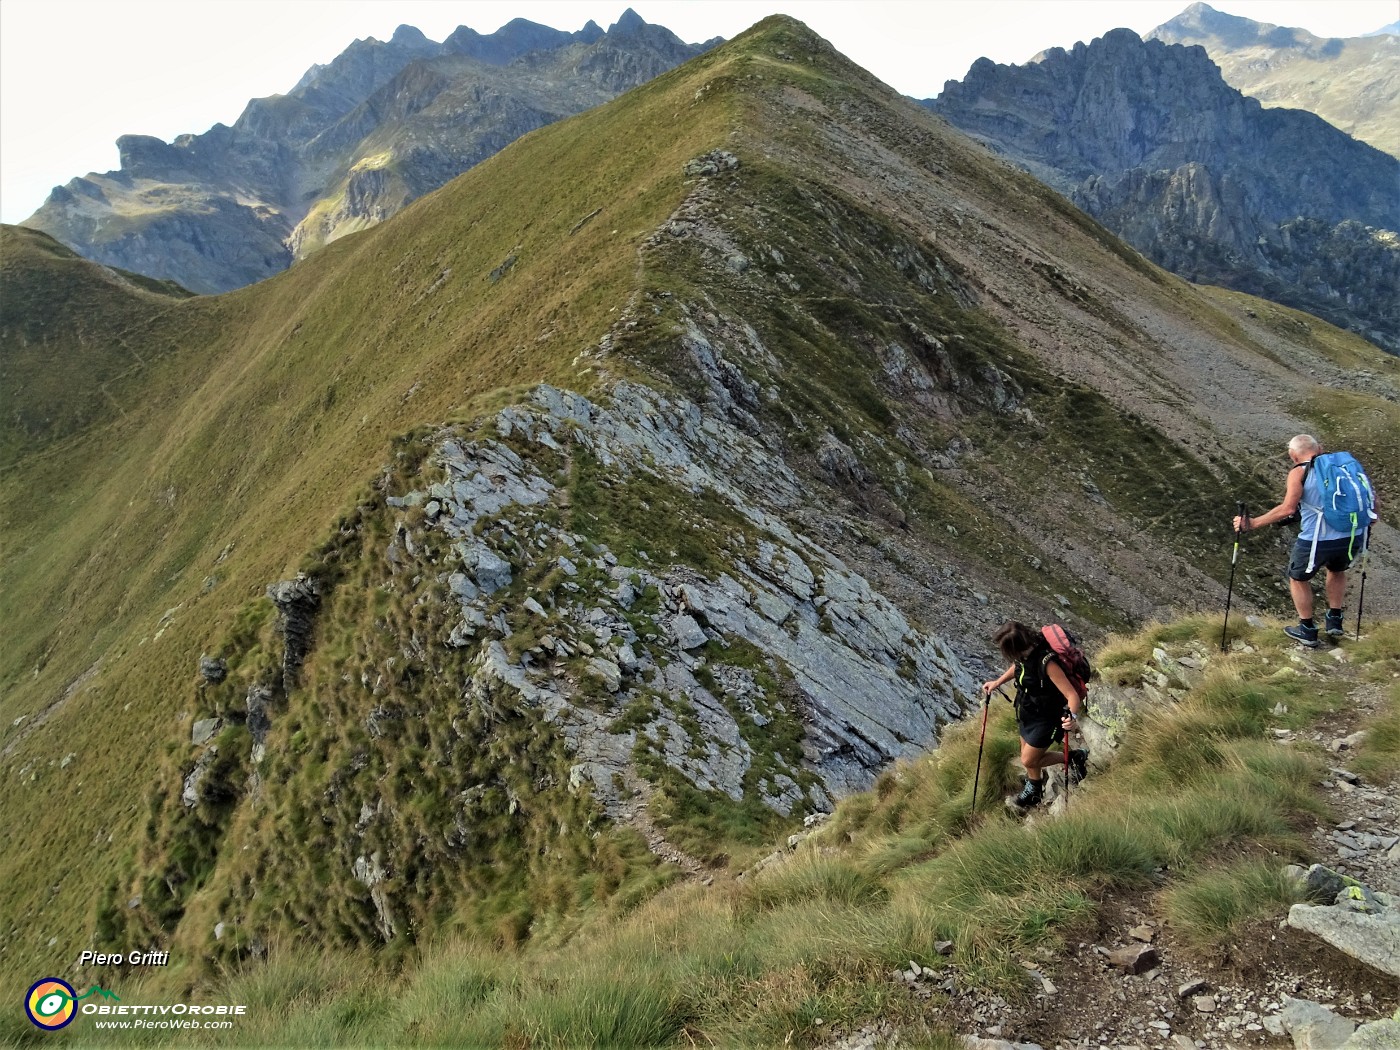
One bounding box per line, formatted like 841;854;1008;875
1011;778;1044;809
1284;622;1319;648
1324;610;1345;637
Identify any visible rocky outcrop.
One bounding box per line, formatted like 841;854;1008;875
181;747;218;808
1287;866;1400;979
386;381;975;813
1147;3;1400;160
351;851;396;942
928;28;1400;353
198;657;227;684
265;576;320;688
22;11;715;293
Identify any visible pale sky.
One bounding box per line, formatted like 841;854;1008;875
1;1;1395;225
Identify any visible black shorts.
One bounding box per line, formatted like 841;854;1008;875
1019;709;1065;749
1287;534;1366;582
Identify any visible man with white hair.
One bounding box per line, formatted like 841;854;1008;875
1231;435;1377;646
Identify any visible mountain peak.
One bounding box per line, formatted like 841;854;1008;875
1144;1;1400;159
1149;3;1317;49
390;24;428;46
609;8;647;35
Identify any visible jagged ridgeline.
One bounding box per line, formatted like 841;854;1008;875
21;11;716;295
1;17;1397;981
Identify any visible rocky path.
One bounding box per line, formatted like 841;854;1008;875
820;655;1399;1050
616;767;708;878
1;659;101;763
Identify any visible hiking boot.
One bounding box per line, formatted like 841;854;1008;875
1284;622;1319;648
1324;610;1345;638
1011;778;1044;809
1068;749;1089;785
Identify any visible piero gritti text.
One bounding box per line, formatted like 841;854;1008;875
79;949;170;967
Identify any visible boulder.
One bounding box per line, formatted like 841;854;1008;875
585;658;622;693
1341;1017;1400;1048
1287;882;1400;978
191;718;222;746
470;547;513;594
1106;942;1158;973
1302;863;1362;903
198;656;228;684
671;614;707;650
1279;998;1356;1049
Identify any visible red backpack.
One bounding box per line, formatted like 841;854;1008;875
1042;624;1091;702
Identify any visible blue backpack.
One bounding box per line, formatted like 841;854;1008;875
1302;452;1376;572
1307;452;1376;534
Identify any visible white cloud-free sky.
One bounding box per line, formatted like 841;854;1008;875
1;1;1394;224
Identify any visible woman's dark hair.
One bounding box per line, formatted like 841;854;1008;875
993;621;1039;663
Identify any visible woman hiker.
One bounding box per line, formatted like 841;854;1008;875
981;621;1088;810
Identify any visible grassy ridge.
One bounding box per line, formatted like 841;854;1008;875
0;228;197;464
4;616;1392;1047
5;11;1399;999
0;30;741;986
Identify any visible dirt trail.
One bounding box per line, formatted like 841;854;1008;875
823;652;1398;1050
1;659;101;762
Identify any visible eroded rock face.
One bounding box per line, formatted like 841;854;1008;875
383;380;974;817
266;576;321;688
930;29;1400;352
351;851;396;941
1146;4;1400;161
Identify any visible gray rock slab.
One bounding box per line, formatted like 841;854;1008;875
191;718;222;746
1341;1018;1400;1048
1288;901;1400;978
585;658;622;693
671;614;707;650
181;748;218;808
1280;998;1356;1049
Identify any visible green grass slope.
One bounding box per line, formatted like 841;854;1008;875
0;227;196;463
2;14;1397;996
0;33;739;987
3;616;1394;1048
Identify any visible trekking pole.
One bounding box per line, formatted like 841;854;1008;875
971;692;991;808
1221;501;1246;652
1355;534;1370;642
1062;709;1072;811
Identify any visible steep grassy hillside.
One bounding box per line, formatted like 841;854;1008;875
2;15;1397;998
4;615;1395;1048
0;39;738;986
0;229;196;463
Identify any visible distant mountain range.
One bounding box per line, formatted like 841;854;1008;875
21;10;716;294
1147;2;1400;159
927;26;1400;353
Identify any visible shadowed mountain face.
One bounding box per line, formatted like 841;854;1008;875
1147;2;1400;160
927;28;1400;355
2;16;1398;981
19;10;716;294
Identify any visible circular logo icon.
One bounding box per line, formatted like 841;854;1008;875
26;978;78;1030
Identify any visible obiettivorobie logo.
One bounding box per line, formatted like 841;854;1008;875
24;979;120;1030
24;977;247;1033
